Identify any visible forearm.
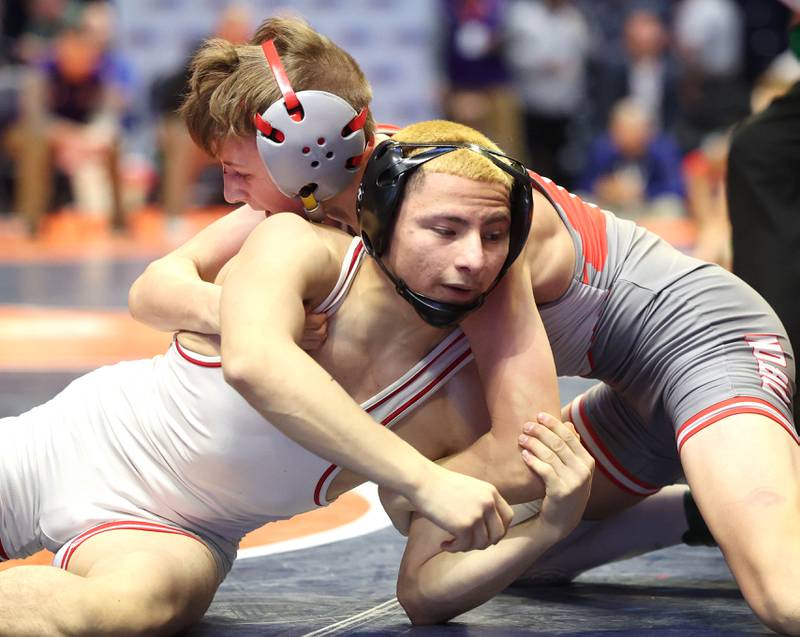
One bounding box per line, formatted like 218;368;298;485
225;340;435;498
439;433;544;504
399;516;560;625
457;264;559;502
129;257;221;334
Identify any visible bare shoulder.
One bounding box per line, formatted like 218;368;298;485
312;222;359;259
255;216;355;263
236;214;357;303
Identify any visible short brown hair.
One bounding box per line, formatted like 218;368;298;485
181;17;374;157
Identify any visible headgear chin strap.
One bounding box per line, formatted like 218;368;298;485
357;139;534;328
253;40;369;221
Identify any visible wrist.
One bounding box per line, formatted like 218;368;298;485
528;513;574;545
400;457;440;503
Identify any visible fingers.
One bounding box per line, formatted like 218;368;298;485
496;493;515;530
441;524;486;553
299;313;328;350
484;503;508;546
521;447;560;487
519;429;567;473
441;491;512;553
305;313;327;329
520;413;594;468
518;413;594;495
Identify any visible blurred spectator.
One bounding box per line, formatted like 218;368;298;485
576;0;672;60
12;0;84;65
749;44;800;113
437;0;526;161
682;130;731;267
673;0;750;152
578;97;685;219
590;8;680;141
504;0;592;187
727;3;800;421
4;1;131;232
151;5;252;218
740;0;793;83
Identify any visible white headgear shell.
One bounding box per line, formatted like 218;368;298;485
255;90;367;201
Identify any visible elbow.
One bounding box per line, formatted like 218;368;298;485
221;352;260;395
222;342;284;398
128;260;163;323
127;269;148;322
396;577;452;626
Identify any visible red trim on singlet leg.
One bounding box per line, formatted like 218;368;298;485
575;398;659;496
0;536;8;561
676;396;799;452
174;339;222;368
59;520;203;571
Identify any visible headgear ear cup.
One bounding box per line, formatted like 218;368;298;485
357;140;535;327
253;40;370;218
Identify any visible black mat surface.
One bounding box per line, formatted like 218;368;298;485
188;529;769;636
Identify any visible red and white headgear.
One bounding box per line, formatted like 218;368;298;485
253;40;370;220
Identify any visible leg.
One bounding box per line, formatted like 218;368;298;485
516;401;692;585
682;414;800;635
0;528;219;636
516;478;690;585
12;68;51;235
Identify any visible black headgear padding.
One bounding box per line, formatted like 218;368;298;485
357;139;534;327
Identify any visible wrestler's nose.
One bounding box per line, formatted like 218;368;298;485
454;231;485;273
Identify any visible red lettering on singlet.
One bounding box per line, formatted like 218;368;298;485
530;171;608;283
745;334;792;406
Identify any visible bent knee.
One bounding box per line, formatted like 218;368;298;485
745;574;800;635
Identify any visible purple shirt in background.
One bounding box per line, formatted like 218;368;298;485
441;0;511;89
579;132;687;201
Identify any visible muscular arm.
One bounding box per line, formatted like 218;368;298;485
397;512;558;625
396;414;593;625
220;214;511;546
128;204;264;334
441;259;561;503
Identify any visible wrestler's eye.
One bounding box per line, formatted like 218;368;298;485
432;226;455;237
483;229;508;242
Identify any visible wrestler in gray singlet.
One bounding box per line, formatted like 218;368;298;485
532;173;797;495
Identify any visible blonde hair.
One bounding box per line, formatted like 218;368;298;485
391;120;514;192
181;17;375;156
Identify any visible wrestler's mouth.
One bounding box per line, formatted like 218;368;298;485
440;284;478;301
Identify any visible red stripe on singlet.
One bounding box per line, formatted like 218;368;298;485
576;397;658;495
312;335;471;506
530;171;608;283
61;520;201;571
366;332;467;414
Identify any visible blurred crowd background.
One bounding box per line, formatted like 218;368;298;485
0;0;798;269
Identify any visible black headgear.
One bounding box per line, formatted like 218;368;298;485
357;139;533;328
